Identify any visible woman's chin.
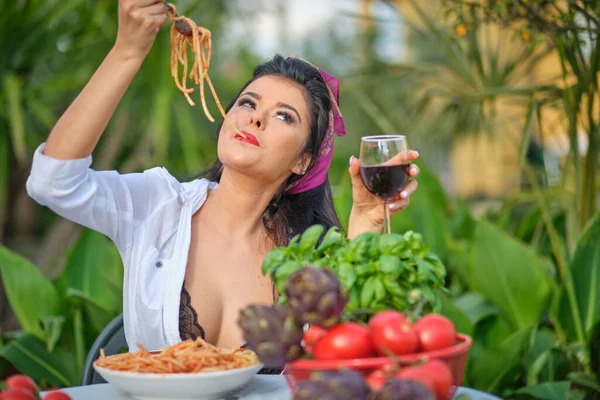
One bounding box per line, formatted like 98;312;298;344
220;156;264;177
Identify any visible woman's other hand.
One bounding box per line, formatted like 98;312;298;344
347;150;420;238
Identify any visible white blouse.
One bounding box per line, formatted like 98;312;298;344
26;143;217;351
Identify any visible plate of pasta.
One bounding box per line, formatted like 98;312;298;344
93;338;263;400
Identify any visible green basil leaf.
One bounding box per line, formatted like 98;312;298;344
391;297;408;312
337;263;357;290
261;248;288;276
310;258;330;268
316;227;346;253
274;261;303;293
299;225;325;253
348;232;378;262
368;235;381;259
378;255;402;279
335;247;354;263
379;233;406;254
415;258;435;283
360;276;377;308
409;234;430;258
374;277;386;301
289;234;301;247
346;286;361;313
355;263;372;277
383;276;406;298
425;253;447;281
403;262;418;284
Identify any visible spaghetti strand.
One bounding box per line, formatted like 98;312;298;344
163;2;245;137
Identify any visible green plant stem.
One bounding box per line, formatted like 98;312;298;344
580;39;600;227
582;124;599;226
73;307;85;374
523;163;585;343
555;38;583;202
0;134;9;243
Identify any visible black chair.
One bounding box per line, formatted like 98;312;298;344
81;313;126;386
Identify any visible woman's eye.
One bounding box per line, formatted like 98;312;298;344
276;111;294;124
237;98;255;108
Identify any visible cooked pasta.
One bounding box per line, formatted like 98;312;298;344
94;337;259;373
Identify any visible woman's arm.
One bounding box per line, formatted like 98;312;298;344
27;1;178;250
44;0;167;159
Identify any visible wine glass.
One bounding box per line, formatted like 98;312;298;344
359;135;410;234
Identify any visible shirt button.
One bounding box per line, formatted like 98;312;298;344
156;261;163;268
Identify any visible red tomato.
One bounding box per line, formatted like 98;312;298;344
302;325;327;353
5;375;38;394
43;391;72;400
0;388;37;400
420;360;454;400
368;310;419;356
396;366;437;397
312;322;375;360
365;369;388;391
414;314;456;352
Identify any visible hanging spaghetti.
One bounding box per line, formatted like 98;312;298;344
164;2;245;138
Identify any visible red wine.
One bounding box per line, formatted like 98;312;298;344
360;164;410;201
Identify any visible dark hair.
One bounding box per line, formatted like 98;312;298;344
201;55;342;246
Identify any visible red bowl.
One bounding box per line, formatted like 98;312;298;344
284;334;472;397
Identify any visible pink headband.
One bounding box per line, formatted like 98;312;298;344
285;61;346;195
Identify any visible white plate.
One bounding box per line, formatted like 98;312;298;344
93;363;264;400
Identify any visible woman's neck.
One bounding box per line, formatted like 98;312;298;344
200;169;283;241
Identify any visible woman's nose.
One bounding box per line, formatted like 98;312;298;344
249;112;264;130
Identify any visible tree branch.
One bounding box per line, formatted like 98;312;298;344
570;1;600;27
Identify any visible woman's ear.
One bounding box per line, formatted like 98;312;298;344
291;153;312;175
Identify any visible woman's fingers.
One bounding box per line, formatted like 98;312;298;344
408;164;420;177
144;2;169;16
399;179;418;200
384;150;420;166
388;179;418;212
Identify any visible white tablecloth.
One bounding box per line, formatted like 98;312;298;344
45;375;502;399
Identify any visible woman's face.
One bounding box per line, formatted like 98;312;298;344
217;75;312;185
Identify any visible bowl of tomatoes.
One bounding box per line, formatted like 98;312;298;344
284;311;472;400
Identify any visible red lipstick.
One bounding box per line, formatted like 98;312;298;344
235;131;260;146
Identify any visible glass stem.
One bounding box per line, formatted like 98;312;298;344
382;202;391;234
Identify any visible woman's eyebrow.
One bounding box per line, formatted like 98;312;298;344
241;91;261;100
276;102;302;123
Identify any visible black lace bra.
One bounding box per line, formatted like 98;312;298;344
179;285;283;375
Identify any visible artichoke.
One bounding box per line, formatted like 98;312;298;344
372;378;435;400
293;380;337;400
294;370;371;400
311;370;372;400
237;304;303;368
285;267;347;328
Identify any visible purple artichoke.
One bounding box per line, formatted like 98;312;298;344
237;304;303;367
372;378;435;400
293;380;337;400
311;370;372;400
285;267;347;328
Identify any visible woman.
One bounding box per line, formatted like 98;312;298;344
26;0;420;354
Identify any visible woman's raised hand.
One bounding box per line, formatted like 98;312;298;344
115;0;168;60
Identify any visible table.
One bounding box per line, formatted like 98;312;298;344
44;375;502;399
